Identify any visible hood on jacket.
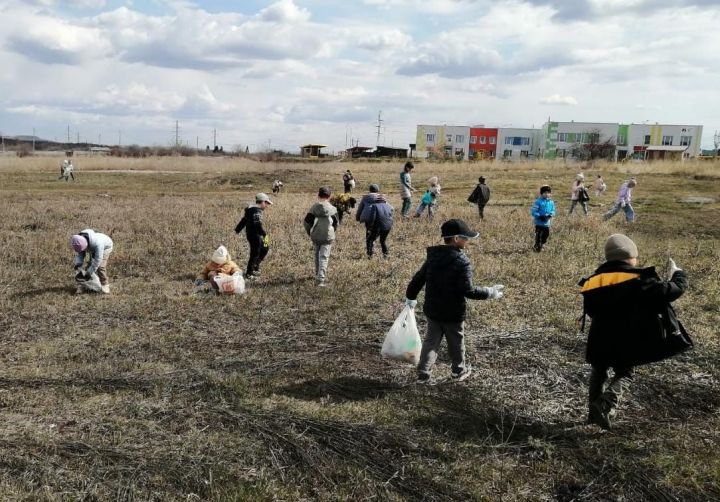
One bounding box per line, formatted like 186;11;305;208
310;201;336;216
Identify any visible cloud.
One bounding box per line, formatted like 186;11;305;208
257;0;311;22
540;94;578;106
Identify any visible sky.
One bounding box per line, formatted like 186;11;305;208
1;0;719;153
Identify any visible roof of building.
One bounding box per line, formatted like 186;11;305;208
646;145;688;152
301;144;327;148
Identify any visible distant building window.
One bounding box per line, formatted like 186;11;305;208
446;134;453;143
644;135;651;145
489;137;496;145
479;136;487;144
505;137;512;145
505;136;530;146
680;135;691;146
470;136;477;144
426;134;435;143
557;132;568;142
455;135;464;143
520;150;529;157
503;149;512;158
662;135;673;146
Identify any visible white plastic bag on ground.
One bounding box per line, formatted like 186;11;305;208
381;306;422;364
77;273;102;293
213;271;245;295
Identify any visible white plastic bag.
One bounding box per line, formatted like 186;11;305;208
213;271;245;295
381;306;422;364
76;273;102;293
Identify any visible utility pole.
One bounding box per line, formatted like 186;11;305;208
1;132;4;153
67;125;71;143
175;120;180;148
76;131;80;143
32;127;36;152
375;110;384;147
196;136;199;151
98;133;101;145
714;130;720;157
213;128;217;149
118;130;122;147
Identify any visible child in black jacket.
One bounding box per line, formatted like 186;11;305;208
235;193;273;279
405;219;505;383
579;234;690;429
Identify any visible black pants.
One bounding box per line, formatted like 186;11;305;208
246;235;269;276
589;365;634;408
477;203;486;219
344;184;352;193
366;225;390;256
534;225;550;251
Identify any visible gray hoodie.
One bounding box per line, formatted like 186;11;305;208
304;200;339;244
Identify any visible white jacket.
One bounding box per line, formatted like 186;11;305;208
74;228;113;274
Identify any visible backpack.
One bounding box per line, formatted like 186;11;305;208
578;187;590;202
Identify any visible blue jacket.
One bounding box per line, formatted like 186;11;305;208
531;197;556;227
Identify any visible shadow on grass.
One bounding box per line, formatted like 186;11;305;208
0;376;154;394
279;376;404;402
12;285;76;299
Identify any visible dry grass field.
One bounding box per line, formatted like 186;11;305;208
1;156;719;501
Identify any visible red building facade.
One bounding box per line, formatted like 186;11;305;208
469;127;498;159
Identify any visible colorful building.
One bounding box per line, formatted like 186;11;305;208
415;125;470;160
469;127;498;160
626;123;703;160
496;128;540;161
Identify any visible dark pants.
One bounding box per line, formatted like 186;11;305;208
246;235;269;276
401;197;412;217
344;184;352;193
417;318;466;377
366;225;390;256
589;365;634;409
477;203;486;219
534;225;550;251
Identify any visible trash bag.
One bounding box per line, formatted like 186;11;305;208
213;271;245;295
76;272;103;293
381;306;422;364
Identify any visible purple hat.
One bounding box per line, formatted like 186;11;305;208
70;234;88;252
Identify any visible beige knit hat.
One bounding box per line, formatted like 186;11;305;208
212;245;230;264
604;234;638;262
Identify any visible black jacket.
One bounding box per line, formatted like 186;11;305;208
579;261;690;367
235;206;266;239
406;246;490;322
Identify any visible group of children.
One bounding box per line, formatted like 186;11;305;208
67;162;686;431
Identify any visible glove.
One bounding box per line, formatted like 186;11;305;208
620;200;627;208
262;235;270;247
539;215;550;222
487;284;505;300
667;258;682;280
405;298;417;309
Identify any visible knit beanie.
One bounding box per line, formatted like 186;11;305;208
212;245;230;264
604;234;638;262
70;234;88;252
576;173;585;181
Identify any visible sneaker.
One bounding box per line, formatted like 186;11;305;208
100;285;110;294
588;399;612;430
246;274;257;281
416;373;431;384
317;281;327;287
451;365;472;382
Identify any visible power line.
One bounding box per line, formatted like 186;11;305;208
375;110;384;147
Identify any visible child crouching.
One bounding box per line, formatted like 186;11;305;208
198;246;241;291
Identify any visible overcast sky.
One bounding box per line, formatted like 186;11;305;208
1;0;718;152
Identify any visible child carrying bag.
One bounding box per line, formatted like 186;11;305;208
381;306;422;364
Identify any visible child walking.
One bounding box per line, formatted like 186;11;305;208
579;234;689;429
235;193;272;280
405;219;505;383
304;187;340;286
399;161;416;218
531;185;556;252
604;178;637;223
357;183;393;258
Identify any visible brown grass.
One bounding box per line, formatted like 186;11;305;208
0;156;719;500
